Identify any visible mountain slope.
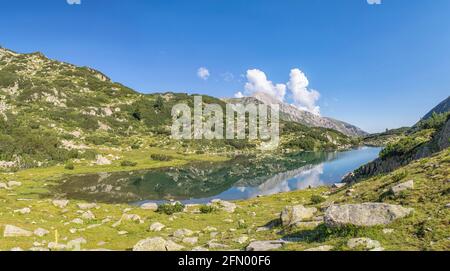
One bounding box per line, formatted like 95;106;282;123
226;91;367;137
0;47;358;169
421;96;450;121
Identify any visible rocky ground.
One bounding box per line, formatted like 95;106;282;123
0;148;448;251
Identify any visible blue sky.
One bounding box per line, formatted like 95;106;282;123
1;0;449;133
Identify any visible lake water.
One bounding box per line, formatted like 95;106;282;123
53;147;381;204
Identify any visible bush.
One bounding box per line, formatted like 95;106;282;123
310;195;326;204
157;202;185;215
392;170;408;182
151;154;172;161
64;162;75;170
120;160;137;167
199;205;216;214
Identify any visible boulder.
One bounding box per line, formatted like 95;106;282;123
209;199;236;213
140;202;158;211
132;237;184;251
0;182;8;189
133;237;167;251
390;180;414;196
280;205;317;227
81;210;95;220
3;225;32;237
246;240;284;251
95;155;112;165
324;203;413;227
149;222;165;232
332;183;346;189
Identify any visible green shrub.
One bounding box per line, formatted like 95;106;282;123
311;195;326;204
64;162;75;170
199;205;216;214
151;154;172;161
120;160;137;167
392;170;408;182
157;202;185;215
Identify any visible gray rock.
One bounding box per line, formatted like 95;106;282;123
81;210;95;220
52;199;69;208
203;226;218;232
390;180;414;196
3;225;32;237
246;240;284;251
332;183;346;188
304;245;334;251
173;228;194;238
192;246;209;251
77;203;98;210
280;205;317;227
14;207;31;214
7;181;22;187
182;237;198;245
132;237;184;251
325;203;413;227
0;182;8;189
209;199;236;213
446;203;450;209
133;237;167;251
140;202;158;211
207;241;229;249
71;218;84;224
234;235;249;244
347;238;381;250
34;228;50;237
149;222;165;232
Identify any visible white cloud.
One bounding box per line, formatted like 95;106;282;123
67;0;81;5
237;68;321;115
367;0;381;5
287;69;321;115
197;67;210;80
244;69;287;102
234;91;244;98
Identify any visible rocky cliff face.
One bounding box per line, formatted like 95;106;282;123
421;96;450;121
343;118;450;183
226;92;368;137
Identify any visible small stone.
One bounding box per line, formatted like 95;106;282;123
383;228;394;234
347;238;381;250
118;231;128;235
246;240;284;251
173;228;194;238
52;200;69;208
445;203;450;209
140;202;158;211
234;236;249;244
192;246;209;251
77;203;98;210
3;225;32;237
305;245;334;251
7;181;22;187
0;182;8;189
34;228;50;237
81;211;95;220
390;180;414;196
203;226;218;232
71;218;84;225
207;241;229;249
14;207;31;214
182;237;198;245
149;222;165;232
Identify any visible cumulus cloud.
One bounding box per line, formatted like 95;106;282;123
244;69;287;102
367;0;381;4
234;91;244;98
67;0;81;4
197;67;210;80
287;69;321;115
236;68;321;115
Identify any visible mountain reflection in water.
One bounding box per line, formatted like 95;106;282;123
52;147;381;204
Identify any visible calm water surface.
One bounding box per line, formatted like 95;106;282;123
53;147;381;204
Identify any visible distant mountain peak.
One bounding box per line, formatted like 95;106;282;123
226;92;368;137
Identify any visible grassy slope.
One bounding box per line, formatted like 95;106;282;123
1;148;448;251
